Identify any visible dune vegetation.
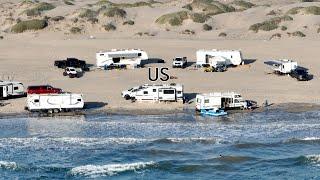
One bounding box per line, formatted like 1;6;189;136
286;6;320;15
232;0;255;10
96;0;160;8
24;2;55;17
182;0;235;16
11;19;48;33
249;15;293;32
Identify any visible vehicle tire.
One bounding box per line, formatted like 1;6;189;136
54;109;60;113
48;109;53;114
63;72;67;76
69;74;74;78
124;95;131;100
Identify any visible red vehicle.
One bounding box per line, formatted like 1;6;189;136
27;85;62;94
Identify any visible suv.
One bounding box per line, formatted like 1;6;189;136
27;85;62;94
63;67;82;78
54;58;89;71
290;68;312;81
172;57;187;68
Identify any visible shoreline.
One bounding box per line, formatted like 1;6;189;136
1;102;320;119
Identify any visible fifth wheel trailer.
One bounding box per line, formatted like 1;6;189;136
196;49;243;67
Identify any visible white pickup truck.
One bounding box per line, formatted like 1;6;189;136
172;57;187;68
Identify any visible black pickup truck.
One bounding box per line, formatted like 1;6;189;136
54;58;89;71
290;68;313;81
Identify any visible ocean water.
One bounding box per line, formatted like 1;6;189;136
0;109;320;179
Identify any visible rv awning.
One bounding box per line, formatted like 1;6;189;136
109;53;140;58
264;60;281;66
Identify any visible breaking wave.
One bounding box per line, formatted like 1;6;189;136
285;137;320;144
0;161;17;170
70;161;156;177
152;137;221;144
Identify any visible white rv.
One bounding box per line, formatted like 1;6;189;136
0;81;25;99
264;59;298;74
122;84;184;103
196;49;243;67
196;92;247;111
26;93;84;113
96;49;148;68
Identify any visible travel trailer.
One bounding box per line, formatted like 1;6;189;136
195;92;247;111
122;84;184;103
96;49;148;68
264;59;298;74
196;49;243;67
26;93;84;113
0;81;25;99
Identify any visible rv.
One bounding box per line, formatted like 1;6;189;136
26;93;84;113
0;81;25;99
196;92;247;111
196;49;243;67
96;49;148;68
264;59;298;74
122;84;184;103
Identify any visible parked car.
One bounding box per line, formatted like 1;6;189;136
54;58;89;71
290;68;313;81
63;67;82;78
27;85;62;94
172;57;187;68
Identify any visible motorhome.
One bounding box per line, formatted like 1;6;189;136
96;49;148;68
196;49;243;67
122;84;184;103
196;92;247;111
264;59;298;74
26;93;84;113
0;81;25;99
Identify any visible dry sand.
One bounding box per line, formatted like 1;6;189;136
0;0;320;115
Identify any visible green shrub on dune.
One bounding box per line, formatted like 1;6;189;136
11;19;48;33
25;2;55;17
79;9;98;18
249;16;293;32
156;11;189;26
286;6;320;15
96;0;160;8
232;0;255;10
103;7;127;18
183;0;235;16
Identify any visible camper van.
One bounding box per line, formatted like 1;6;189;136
196;49;243;67
122;84;184;103
264;59;298;74
196;92;247;111
96;49;148;68
0;81;25;99
26;93;84;113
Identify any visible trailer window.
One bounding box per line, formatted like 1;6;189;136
163;90;174;94
235;99;239;103
34;99;39;103
14;86;18;90
100;54;104;56
204;99;209;103
177;91;182;94
138;53;142;57
77;99;82;102
143;91;148;94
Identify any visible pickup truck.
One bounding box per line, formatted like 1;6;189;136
54;58;89;71
63;67;82;78
172;57;187;68
290;68;313;81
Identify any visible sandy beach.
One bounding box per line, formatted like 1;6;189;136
0;0;320;115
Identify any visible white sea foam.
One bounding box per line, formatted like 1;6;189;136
70;161;155;177
0;161;17;170
55;137;148;146
306;154;320;164
301;137;320;141
166;137;219;144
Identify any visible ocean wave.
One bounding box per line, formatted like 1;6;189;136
285;137;320;144
54;137;148;146
0;161;17;170
152;137;221;144
70;161;156;177
304;155;320;165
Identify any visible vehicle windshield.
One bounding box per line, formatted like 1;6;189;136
175;58;182;61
